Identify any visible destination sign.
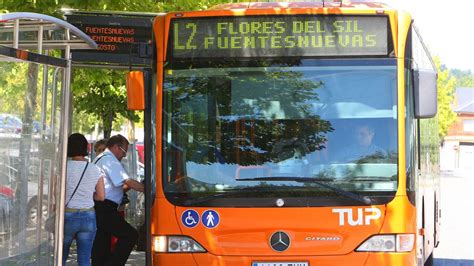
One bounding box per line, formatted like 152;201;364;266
170;16;389;59
80;25;149;53
66;13;154;66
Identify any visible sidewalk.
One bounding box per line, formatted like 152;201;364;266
435;172;474;263
441;169;472;178
126;250;146;266
66;249;145;265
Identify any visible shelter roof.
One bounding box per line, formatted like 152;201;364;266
0;12;97;51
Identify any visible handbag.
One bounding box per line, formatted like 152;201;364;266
45;162;88;232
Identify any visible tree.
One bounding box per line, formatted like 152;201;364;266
73;68;139;138
160;0;231;11
0;63;28;115
459;72;474;87
451;69;474;87
435;58;457;138
166;62;333;166
2;0;232;139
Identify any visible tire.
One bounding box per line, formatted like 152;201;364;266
27;197;48;227
424;252;434;266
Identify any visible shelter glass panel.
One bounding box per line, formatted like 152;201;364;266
0;60;64;264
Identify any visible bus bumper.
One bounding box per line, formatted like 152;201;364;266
153;250;416;265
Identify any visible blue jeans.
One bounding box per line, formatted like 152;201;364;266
63;210;97;266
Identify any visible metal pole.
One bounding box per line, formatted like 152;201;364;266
13;19;19;49
51;68;61;141
36;21;47;261
46;66;61;266
54;40;71;266
143;69;153;266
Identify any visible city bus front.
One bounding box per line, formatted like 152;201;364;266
152;7;416;265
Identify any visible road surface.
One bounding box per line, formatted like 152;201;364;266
434;170;474;266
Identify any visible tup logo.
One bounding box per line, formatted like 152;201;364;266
332;207;381;226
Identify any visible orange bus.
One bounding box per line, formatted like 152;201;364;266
132;2;441;265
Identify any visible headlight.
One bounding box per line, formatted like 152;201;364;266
356;234;414;252
153;235;206;253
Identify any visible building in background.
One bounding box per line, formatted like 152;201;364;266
441;87;474;171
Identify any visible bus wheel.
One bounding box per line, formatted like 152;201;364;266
424;252;434;266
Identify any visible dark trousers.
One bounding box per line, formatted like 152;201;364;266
92;200;138;266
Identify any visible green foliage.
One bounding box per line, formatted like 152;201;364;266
165;65;333;166
0;63;26;115
1;0;232;139
1;0;163;15
1;0;233;15
450;68;474;87
0;62;54;124
1;0;62;16
435;57;457;138
72;68;139;138
160;0;231;11
2;0;470;141
458;72;474;87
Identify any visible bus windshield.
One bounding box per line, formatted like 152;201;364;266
163;59;398;207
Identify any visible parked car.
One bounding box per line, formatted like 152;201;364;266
32;120;51;135
27;181;49;227
32;121;41;134
0;182;49;228
0;113;22;134
0;185;14;199
136;142;144;163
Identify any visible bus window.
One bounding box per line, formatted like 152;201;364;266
163;59;398;207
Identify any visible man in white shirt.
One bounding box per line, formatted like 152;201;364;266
91;134;144;266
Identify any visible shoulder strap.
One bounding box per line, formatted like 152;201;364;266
66;162;88;207
94;153;108;164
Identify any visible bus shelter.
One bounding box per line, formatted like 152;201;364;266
0;12;97;265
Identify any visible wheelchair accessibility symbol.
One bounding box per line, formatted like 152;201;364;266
181;209;199;228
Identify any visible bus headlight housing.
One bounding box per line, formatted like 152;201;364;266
153;235;206;253
356;234;414;252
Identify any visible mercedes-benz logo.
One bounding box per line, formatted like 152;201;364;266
276;198;285;207
269;231;291;252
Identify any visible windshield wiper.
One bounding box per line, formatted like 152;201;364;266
238;176;372;204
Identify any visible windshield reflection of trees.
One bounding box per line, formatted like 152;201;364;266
165;61;399;201
167;66;333;168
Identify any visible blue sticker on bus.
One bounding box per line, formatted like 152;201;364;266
181;209;199;228
202;210;220;228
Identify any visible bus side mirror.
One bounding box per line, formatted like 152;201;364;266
414;69;437;119
126;71;145;110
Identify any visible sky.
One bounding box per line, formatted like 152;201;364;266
390;0;474;72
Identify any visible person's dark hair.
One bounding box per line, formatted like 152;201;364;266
67;133;88;157
106;134;129;148
94;138;108;154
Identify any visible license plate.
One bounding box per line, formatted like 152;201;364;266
252;262;308;266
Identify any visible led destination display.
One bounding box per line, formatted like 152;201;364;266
66;13;155;66
170;15;389;59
